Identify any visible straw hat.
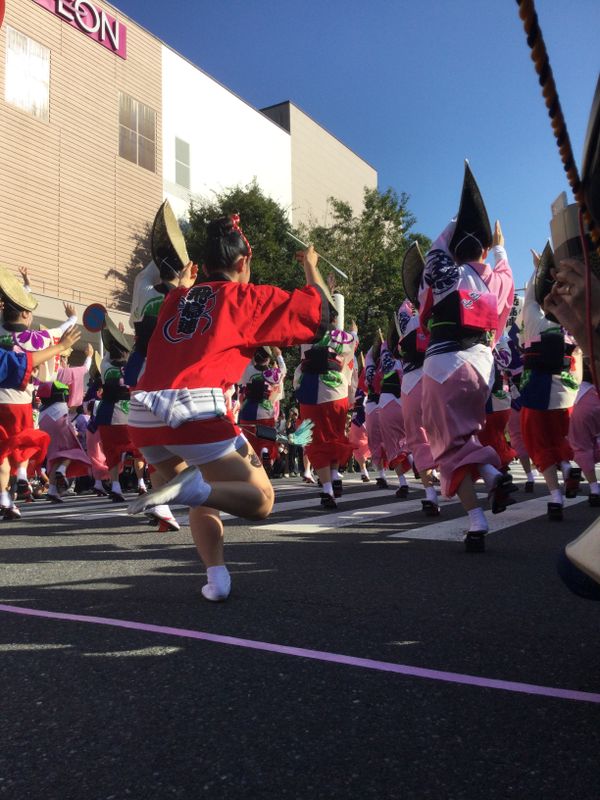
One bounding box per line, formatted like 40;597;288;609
401;242;425;308
151;200;190;276
449;162;493;261
101;314;133;353
0;264;38;312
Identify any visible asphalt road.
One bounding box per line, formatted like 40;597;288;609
1;467;599;800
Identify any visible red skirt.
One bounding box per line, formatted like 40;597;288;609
0;404;49;470
479;410;515;469
98;424;142;470
299;399;353;470
521;407;573;473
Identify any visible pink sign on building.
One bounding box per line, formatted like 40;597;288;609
33;0;127;59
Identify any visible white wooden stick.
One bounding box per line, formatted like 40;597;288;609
286;231;349;280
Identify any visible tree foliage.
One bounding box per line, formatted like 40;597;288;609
186;180;301;291
301;187;430;349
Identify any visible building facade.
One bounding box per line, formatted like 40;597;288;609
0;0;376;331
261;101;378;228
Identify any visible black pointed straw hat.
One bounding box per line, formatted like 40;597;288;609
401;241;425;308
449;162;493;261
534;241;557;321
151;200;190;278
581;75;600;230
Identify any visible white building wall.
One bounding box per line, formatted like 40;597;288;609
161;46;292;220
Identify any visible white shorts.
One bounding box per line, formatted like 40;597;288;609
140;434;247;467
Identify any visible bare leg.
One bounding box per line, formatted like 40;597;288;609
456;474;479;512
189;506;224;566
542;465;560;493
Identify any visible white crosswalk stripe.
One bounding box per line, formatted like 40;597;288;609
7;465;593;543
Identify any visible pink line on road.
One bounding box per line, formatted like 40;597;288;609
1;603;599;704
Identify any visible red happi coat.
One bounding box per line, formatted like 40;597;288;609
129;280;327;447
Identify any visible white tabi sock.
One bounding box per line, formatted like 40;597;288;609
361;466;369;477
590;482;600;495
377;468;386;480
425;486;438;503
331;469;341;481
526;472;534;482
561;461;572;479
111;481;122;495
551;489;564;505
479;463;502;491
94;480;104;490
16;467;27;481
322;481;334;497
138;478;147;491
397;474;408;488
202;565;231;602
48;484;59;497
467;507;488;532
1;490;11;507
56;464;67;476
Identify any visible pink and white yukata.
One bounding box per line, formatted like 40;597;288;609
569;381;600;481
418;221;514;497
378;339;411;473
364;345;387;470
396;300;436;474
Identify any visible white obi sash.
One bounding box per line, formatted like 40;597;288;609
130;387;226;429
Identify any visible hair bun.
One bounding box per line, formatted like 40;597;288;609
207;217;234;240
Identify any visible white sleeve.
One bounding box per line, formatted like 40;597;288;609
56;315;78;335
276;355;287;379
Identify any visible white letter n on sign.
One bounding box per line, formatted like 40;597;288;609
100;10;120;50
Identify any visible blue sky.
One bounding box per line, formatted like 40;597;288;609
114;0;599;288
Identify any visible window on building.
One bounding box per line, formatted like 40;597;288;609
5;27;50;122
119;92;156;172
175;138;191;190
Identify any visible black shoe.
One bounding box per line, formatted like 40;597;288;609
565;467;582;499
332;479;343;498
589;494;600;508
464;531;486;553
2;505;22;520
320;493;337;510
110;491;126;503
422;500;440;517
524;480;534;493
375;478;389;489
547;502;563;521
94;488;109;497
16;479;34;502
361;475;371;483
395;485;409;499
489;473;518;514
46;493;64;504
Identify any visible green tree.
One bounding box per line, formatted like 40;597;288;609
186;179;301;290
302;187;430;349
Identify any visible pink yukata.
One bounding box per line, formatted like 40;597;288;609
396;300;436;473
569;382;600;476
364;345;387;468
57;356;92;409
378;339;410;472
418;221;514;497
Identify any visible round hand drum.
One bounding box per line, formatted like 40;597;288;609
83;303;107;333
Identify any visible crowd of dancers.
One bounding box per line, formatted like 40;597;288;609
0;163;599;602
